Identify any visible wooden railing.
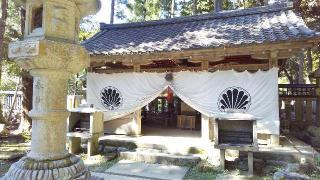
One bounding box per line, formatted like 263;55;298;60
279;84;317;133
0;91;23;113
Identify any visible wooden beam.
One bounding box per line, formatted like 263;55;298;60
89;40;317;67
93;63;269;74
201;60;209;70
269;50;279;68
133;64;141;72
209;63;269;72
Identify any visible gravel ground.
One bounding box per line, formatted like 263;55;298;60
0;160;16;178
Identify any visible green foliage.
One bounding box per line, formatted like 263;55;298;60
79;16;99;41
126;0;162;22
184;161;221;180
68;69;87;95
180;0;214;16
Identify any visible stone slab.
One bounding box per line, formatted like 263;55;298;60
105;160;189;180
91;172;148;180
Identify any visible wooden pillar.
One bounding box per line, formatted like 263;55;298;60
132;63;142;136
209;117;214;140
201;114;210;141
269;50;280;146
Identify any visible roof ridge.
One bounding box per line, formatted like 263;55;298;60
100;2;293;31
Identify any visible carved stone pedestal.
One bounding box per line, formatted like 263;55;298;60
3;154;90;180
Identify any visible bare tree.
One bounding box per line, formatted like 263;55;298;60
110;0;115;24
0;0;9;125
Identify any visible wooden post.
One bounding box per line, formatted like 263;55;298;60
88;135;99;156
214;119;219;145
295;99;303;128
269;50;280;146
284;100;291;133
248;152;254;175
220;149;225;170
306;99;313;125
252;120;258;147
201;114;210;140
68;137;81;154
209;117;214;141
316;79;320;126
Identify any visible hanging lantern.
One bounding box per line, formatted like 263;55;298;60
167;87;173;103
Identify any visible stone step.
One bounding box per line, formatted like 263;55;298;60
99;138;205;155
119;150;201;167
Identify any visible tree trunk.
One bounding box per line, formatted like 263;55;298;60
192;0;197;15
284;68;293;84
0;0;9;125
214;0;222;12
297;52;305;84
142;0;147;21
110;0;115;24
306;48;313;74
6;78;21;123
18;71;33;132
170;0;175;18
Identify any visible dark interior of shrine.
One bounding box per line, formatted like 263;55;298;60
141;88;202;132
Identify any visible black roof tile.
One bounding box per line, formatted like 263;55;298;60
82;2;320;55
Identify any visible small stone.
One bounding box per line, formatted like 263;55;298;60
254;159;266;173
285;163;300;172
273;171;285;180
283;172;311;180
196;161;215;172
103;146;118;153
273;170;311;180
117;147;129;152
98;145;104;152
105;152;118;161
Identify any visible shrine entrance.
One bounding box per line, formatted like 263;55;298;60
141;88;201;137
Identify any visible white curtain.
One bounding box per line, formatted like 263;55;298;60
86;72;167;120
170;69;279;135
86;68;279;135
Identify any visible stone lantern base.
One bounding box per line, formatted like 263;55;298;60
2;154;90;180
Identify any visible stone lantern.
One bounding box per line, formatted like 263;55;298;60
4;0;100;179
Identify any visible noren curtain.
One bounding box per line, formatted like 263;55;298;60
86;68;279;135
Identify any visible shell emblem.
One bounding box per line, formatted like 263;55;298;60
100;86;123;110
217;87;251;113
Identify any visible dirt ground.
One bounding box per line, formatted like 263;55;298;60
0;134;31;178
1;134;319;179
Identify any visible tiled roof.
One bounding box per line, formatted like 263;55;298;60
82;2;320;55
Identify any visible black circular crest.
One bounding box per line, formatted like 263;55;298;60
100;86;123;110
217;87;251;113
